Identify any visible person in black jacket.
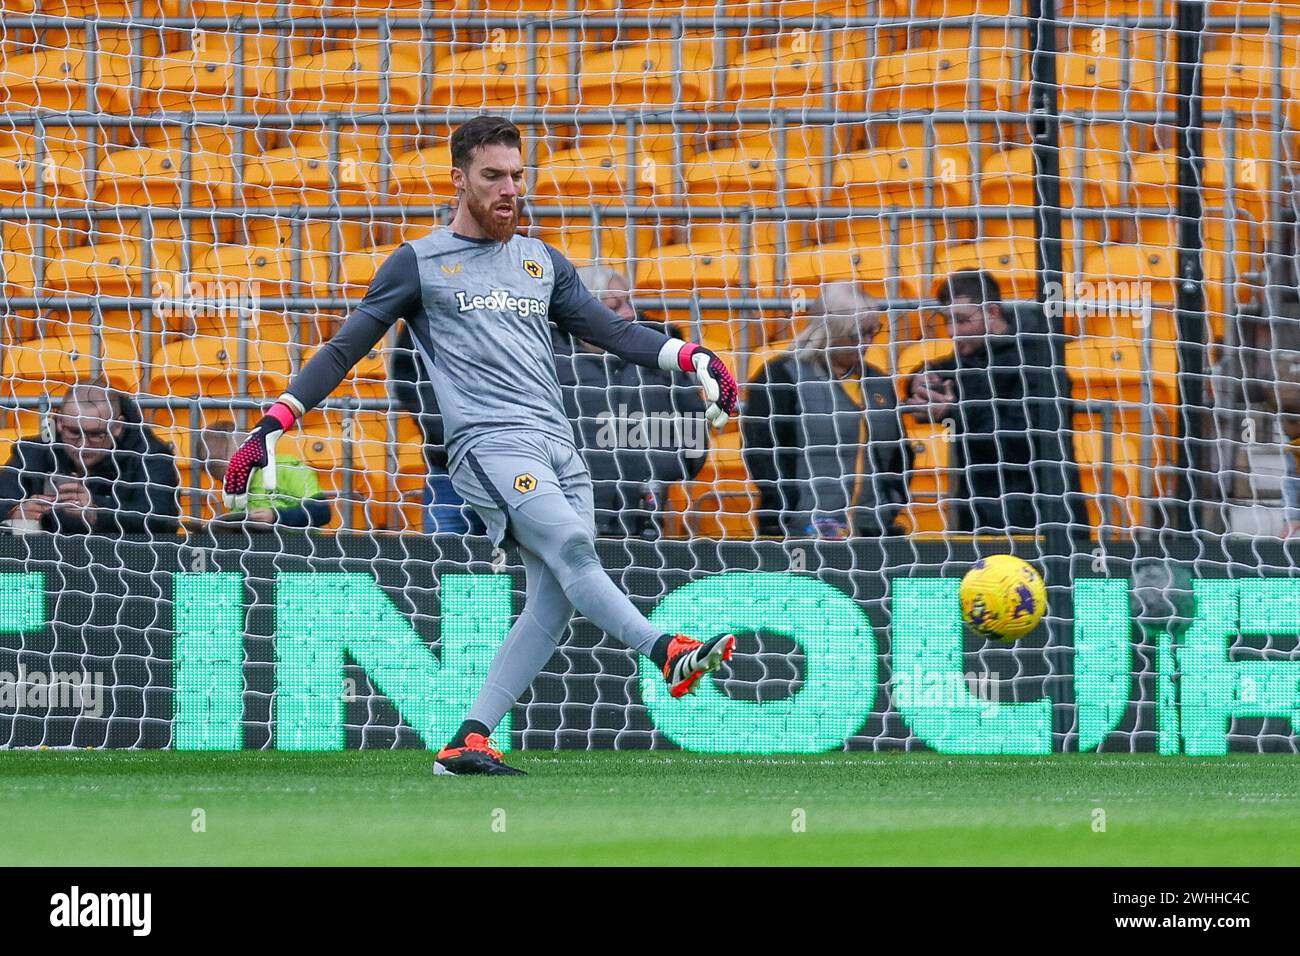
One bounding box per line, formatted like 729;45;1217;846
743;281;908;538
554;264;709;537
903;270;1036;533
0;378;180;535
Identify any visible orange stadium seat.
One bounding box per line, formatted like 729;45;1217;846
325;0;463;10
1067;334;1181;529
682;140;821;204
898;416;951;534
775;0;876;12
388;144;453;200
601;0;758;44
90;124;236;249
149;336;295;408
0;176;93;263
617;0;757;10
1;331;143;398
935;238;1039;302
680;140;821;252
634;240;777;347
0;131;90;211
32;1;182;57
1060;0;1165;13
0;427;21;467
828;146;973;251
92;214;223;268
387;143;455;238
387;411;427;532
1113;145;1268;246
637;239;774;303
303;342;387;403
1202;34;1300;129
727;126;860;162
338;243;400;298
575;38;718;109
1059;31;1171;116
328;0;466;45
1056;22;1169;169
41;239;185;334
243;129;386;251
894;335;958;393
532;138;677;205
909;1;1019;12
1070;426;1161;531
978;145;1108;261
891;335;961;532
2;226;58;301
287;42;425;112
139;32;284;115
786;242;927;305
426;42;571;111
195;244;334;300
1105;146;1266;331
1206;3;1300;31
871;32;1029;149
1068;244;1180;340
94;143;238;209
0;47;132;114
531;226;647;265
191;245;337;341
668;429;758;539
676;130;849;246
724;31;869;113
190;0;327;15
176;308;301;348
1066;335;1179;412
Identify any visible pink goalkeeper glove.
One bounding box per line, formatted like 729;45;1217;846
222;398;301;512
673;342;738;429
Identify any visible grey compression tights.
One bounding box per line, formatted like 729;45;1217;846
467;492;664;731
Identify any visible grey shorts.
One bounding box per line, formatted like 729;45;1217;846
450;431;595;547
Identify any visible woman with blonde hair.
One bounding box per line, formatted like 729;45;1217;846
743;281;909;538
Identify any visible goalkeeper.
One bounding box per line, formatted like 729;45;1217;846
223;116;739;775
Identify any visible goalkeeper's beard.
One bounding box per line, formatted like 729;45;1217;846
464;192;520;242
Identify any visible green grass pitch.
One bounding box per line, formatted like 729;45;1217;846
0;751;1296;866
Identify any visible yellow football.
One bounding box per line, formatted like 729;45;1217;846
959;554;1048;640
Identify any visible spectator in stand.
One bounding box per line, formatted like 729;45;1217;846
552;264;710;538
903;269;1037;533
0;379;180;535
194;420;331;530
743;281;908;539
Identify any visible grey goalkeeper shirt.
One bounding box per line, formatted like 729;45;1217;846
285;229;674;472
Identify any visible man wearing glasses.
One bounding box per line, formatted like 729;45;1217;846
0;380;180;535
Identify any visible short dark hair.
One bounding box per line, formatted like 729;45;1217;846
938;269;1002;308
450;115;522;171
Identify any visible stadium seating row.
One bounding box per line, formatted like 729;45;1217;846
2;29;1297;119
3;1;1295;22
